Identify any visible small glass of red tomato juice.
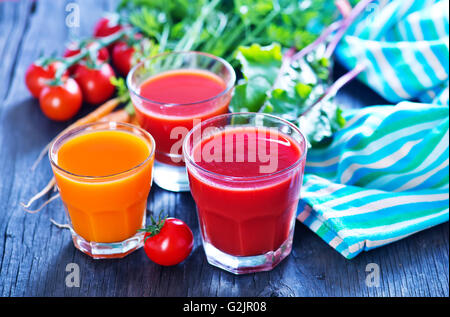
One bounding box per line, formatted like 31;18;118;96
183;113;307;274
127;51;235;192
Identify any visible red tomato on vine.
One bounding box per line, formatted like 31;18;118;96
112;41;135;76
93;14;123;38
25;61;68;98
38;77;82;121
73;62;115;105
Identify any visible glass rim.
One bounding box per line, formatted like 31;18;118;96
126;50;236;107
49;121;155;179
182;112;308;182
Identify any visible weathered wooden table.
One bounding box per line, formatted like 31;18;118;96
0;0;448;297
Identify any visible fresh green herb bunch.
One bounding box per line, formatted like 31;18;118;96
117;0;338;61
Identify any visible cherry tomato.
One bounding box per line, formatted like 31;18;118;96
112;41;135;76
93;14;122;38
73;62;115;105
25;61;67;98
39;77;82;121
142;217;194;266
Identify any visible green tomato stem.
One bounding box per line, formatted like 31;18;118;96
54;28;127;80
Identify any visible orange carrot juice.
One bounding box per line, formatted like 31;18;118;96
49;122;155;258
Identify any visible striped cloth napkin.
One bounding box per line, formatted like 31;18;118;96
297;0;449;259
336;0;449;105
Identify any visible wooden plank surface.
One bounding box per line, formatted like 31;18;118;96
0;0;448;297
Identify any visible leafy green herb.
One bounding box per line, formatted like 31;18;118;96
117;0;338;61
231;42;345;147
110;76;129;103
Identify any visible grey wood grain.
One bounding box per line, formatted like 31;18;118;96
0;0;448;297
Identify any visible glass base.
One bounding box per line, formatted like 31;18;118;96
153;160;190;192
70;229;145;259
202;231;294;275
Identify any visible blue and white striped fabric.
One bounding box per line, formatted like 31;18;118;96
297;0;449;259
335;0;449;105
298;103;449;259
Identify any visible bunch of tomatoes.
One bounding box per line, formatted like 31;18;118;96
25;15;136;121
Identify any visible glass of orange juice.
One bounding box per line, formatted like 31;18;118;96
49;121;155;259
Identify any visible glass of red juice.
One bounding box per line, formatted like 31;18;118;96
127;51;235;192
183;113;307;274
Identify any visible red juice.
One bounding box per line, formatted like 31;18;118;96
187;127;305;257
134;69;231;165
